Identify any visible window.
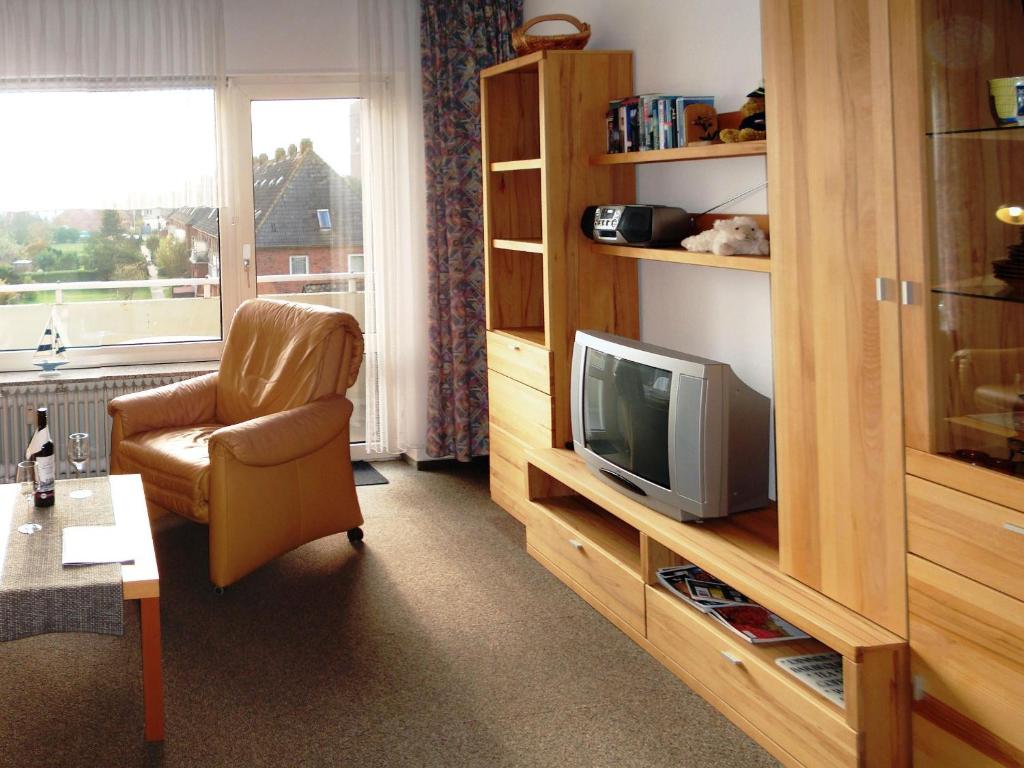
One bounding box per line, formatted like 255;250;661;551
0;89;221;365
289;255;310;275
316;209;332;230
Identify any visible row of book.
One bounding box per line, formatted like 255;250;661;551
607;94;716;154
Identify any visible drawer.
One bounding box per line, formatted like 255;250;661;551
907;474;1024;601
909;555;1024;765
489;423;529;523
526;498;645;634
488;369;552;449
646;586;858;768
487;331;551;393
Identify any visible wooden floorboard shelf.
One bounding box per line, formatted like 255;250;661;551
526;447;905;660
490;158;542;171
592;140;767;165
591;242;771;272
492;237;544;253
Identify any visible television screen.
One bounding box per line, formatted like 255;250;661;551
582;348;671;488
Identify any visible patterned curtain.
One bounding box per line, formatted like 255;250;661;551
421;0;522;461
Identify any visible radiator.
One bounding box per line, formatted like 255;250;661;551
0;371;206;483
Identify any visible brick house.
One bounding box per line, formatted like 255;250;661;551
167;141;362;295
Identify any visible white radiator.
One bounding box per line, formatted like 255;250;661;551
0;371;205;482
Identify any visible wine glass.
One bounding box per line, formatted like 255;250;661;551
15;460;41;534
67;432;92;499
15;460;36;506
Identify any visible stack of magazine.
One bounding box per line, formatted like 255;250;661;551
656;564;810;644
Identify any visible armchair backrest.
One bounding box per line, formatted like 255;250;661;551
216;298;364;426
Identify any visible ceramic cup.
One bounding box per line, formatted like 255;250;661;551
989;76;1024;126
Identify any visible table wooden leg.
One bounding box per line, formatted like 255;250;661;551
140;597;165;742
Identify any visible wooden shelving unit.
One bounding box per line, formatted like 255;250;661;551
591;242;771;273
592;140;767;165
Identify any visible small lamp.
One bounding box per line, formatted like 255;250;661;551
997;203;1024;260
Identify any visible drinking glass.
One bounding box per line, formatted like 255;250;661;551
67;432;91;499
15;460;36;506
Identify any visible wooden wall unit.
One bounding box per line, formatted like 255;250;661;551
761;0;908;636
480;30;937;767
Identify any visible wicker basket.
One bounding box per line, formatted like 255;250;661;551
511;14;591;56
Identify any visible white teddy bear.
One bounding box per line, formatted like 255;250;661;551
680;216;770;256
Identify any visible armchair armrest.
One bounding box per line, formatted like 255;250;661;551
208;395;354;467
108;372;218;438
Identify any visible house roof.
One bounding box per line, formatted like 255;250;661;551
168;146;362;250
253;149;362;249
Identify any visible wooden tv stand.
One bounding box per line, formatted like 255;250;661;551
523;448;908;768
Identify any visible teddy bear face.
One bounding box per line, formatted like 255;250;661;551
713;216;759;240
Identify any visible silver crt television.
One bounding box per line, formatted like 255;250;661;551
570;331;770;522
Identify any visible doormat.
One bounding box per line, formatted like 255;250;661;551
353;461;388;486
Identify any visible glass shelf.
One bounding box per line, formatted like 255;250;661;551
932;276;1024;304
927;125;1024;140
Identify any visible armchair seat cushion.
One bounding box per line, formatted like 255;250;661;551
116;424;224;522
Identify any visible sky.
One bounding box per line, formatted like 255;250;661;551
0;90;356;213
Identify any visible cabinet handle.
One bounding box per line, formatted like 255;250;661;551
720;651;744;666
900;280;917;305
875;277;893;302
568;539;584;551
1004;522;1024;536
511;344;521;351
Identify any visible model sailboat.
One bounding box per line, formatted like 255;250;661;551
32;307;69;375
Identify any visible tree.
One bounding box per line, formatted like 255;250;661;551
85;229;144;281
53;226;80;244
155;236;191;278
100;210;124;237
0;231;22;265
144;234;161;259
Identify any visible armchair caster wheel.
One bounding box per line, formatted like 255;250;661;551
347;527;364;544
213;586;225;595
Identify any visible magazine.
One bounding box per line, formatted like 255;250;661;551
656;564;734;612
685;578;751;607
776;653;845;708
708;605;810;644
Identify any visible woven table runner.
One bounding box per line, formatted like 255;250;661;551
0;478;123;642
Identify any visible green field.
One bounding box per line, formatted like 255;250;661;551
19;287;154;303
52;242;88;256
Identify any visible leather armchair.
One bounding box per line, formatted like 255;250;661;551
108;298;365;587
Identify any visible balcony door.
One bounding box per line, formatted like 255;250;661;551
228;78;368;457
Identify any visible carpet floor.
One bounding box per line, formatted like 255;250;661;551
0;461;779;768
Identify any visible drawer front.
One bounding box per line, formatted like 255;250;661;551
646;586;858;768
907;474;1024;601
488;369;552;449
487;331;551;393
489;423;529;523
909;555;1024;765
526;504;645;634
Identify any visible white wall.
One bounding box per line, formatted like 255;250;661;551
222;0;359;74
523;1;772;399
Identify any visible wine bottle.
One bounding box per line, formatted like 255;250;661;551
25;407;55;507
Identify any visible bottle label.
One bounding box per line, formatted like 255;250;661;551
35;454;55;490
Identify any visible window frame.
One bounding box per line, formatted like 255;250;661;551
288;254;310;275
0;74;361;374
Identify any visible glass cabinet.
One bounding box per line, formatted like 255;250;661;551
899;0;1024;479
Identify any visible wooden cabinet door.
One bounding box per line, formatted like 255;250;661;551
762;0;907;635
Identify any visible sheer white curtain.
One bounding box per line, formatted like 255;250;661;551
358;0;429;455
0;0;224;211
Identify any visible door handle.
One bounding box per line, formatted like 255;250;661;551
900;280;917;305
1004;522;1024;536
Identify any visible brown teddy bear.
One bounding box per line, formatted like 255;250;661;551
720;85;766;143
